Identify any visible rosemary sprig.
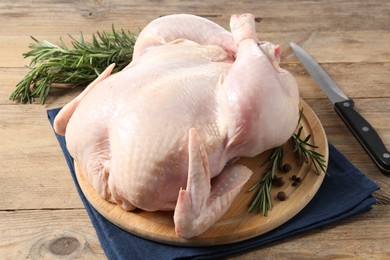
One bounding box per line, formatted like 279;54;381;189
248;147;284;215
292;110;327;175
292;126;327;175
10;26;137;104
248;109;327;215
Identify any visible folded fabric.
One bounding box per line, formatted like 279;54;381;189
47;108;379;260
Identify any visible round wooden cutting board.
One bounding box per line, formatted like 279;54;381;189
75;99;328;246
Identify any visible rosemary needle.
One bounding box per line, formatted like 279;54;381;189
10;26;137;104
248;147;283;215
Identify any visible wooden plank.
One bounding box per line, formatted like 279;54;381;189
1;0;389;67
1;30;390;67
0;0;389;35
285;62;390;100
0;209;106;259
0;205;388;259
283;31;390;63
0;104;83;210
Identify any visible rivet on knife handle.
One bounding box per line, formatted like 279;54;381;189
334;100;390;175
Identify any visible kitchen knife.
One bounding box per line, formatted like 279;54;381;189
290;42;390;175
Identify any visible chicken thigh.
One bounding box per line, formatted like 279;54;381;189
54;13;299;239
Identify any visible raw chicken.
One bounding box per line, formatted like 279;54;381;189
54;13;299;239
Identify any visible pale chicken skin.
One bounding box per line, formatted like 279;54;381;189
54;13;299;239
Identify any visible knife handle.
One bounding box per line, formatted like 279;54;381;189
334;100;390;175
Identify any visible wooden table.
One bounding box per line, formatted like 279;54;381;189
1;1;389;259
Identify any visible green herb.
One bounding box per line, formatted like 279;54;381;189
292;110;327;175
248;146;284;215
248;109;327;215
10;26;137;104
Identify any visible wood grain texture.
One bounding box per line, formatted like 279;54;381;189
0;0;389;258
0;105;83;210
0;209;106;259
1;0;388;34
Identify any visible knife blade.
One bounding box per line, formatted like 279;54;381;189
290;42;390;175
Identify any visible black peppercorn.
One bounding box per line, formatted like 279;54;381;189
277;191;287;201
282;163;292;173
292;177;302;186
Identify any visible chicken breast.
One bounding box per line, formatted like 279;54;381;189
54;13;299;239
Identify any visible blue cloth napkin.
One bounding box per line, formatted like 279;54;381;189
47;108;379;260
